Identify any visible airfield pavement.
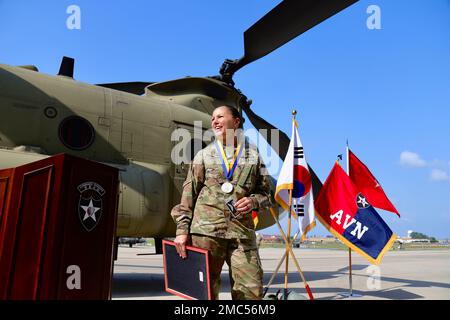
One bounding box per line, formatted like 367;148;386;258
112;245;450;300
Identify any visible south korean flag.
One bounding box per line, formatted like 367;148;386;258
275;118;316;241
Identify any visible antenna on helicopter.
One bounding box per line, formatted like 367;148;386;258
58;56;75;78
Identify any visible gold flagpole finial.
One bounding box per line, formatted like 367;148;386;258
292;109;298;127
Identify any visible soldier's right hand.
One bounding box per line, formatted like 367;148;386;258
174;234;188;259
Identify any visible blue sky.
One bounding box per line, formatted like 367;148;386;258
1;1;449;239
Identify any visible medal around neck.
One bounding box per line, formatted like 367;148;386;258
221;181;234;193
215;141;243;195
215;141;244;180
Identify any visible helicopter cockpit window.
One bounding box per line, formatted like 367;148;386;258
59;115;95;150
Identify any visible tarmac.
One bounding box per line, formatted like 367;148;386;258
112;245;450;300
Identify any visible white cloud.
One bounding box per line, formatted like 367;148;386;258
430;169;450;182
400;151;427;168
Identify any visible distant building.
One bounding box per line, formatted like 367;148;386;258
396;237;431;244
304;236;338;243
261;234;283;244
260;234;340;244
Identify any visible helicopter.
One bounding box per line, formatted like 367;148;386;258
0;0;358;252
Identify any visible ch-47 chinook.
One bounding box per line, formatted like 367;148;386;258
0;0;358;252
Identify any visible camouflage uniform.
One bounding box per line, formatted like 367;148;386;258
171;138;272;300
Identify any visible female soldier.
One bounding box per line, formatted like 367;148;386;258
171;105;272;300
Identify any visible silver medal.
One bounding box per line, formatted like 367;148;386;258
221;181;233;193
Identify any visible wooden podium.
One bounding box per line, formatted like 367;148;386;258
0;153;119;300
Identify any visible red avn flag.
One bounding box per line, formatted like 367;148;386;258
348;149;400;217
315;161;396;265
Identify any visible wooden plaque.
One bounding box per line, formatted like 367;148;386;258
162;239;211;300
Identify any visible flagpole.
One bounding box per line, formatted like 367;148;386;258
283;188;293;300
269;207;314;300
263;227;301;297
348;247;353;295
283;110;297;300
347;141;353;296
346;139;349;178
340;140;362;298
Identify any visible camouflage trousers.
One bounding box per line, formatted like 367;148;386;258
191;234;263;300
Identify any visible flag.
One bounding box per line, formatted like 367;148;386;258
348;149;400;217
315;162;396;265
252;210;259;228
275;118;315;241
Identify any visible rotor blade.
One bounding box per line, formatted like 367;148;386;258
96;82;153;95
235;0;359;72
241;103;289;158
242;104;323;195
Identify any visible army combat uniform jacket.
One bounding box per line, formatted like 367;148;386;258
171;139;272;239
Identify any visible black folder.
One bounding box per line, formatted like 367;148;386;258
162;239;211;300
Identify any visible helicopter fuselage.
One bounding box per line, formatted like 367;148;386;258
0;63;277;238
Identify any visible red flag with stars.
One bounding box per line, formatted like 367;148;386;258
315;162;396;265
348;149;400;217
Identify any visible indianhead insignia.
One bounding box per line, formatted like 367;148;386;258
77;182;105;232
356;193;371;209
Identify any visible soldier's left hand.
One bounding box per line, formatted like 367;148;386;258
235;197;253;213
